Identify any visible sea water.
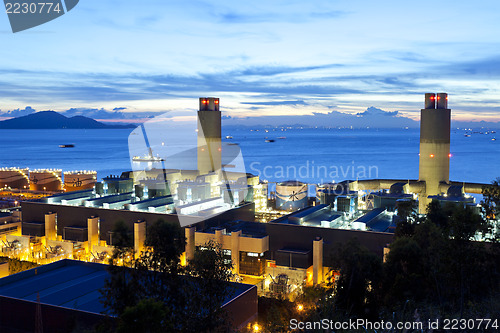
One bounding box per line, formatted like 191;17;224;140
0;127;498;186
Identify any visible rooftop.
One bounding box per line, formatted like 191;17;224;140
0;259;256;316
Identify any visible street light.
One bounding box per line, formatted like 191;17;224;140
253;323;260;332
297;304;304;311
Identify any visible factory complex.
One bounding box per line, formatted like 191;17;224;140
0;94;497;330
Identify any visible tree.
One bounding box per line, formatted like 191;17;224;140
108;220;134;266
328;239;382;319
116;299;171;333
101;220;235;332
394;199;419;238
183;240;234;332
383;200;500;317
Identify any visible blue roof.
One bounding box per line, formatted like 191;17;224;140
0;259;255;315
0;260;107;314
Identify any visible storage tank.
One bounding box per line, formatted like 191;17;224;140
276;180;308;211
29;169;63;192
64;170;97;191
0;167;30;189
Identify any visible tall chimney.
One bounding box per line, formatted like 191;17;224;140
418;93;451;213
197;97;222;174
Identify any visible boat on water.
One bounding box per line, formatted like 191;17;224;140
464;134;471;137
133;147;164;162
59;144;75;148
492;138;497;141
225;135;233;139
265;139;275;143
277;136;286;139
133;155;164;162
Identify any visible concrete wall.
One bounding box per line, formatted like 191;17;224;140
264;222;393;268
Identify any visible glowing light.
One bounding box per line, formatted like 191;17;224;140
253;324;260;332
448;153;452;158
429;154;434;158
215;100;219;104
218;148;221;151
297;304;304;311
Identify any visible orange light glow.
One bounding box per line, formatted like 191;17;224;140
215;100;219;104
430;154;435;158
448;153;452;157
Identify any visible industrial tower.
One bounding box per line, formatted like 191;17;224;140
197;97;222;175
418;93;451;213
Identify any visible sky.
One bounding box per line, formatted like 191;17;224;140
1;0;500;124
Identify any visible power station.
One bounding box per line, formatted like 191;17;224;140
1;93;496;307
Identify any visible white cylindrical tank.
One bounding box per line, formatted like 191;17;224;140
276;180;307;211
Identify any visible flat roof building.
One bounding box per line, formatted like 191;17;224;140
0;259;257;332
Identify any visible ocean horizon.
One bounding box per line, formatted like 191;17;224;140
0;127;498;188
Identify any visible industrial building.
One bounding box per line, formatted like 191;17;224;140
0;259;258;332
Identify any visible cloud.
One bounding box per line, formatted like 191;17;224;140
0;106;36;117
0;106;164;121
241;100;308;106
224;106;418;128
1;52;500;122
356;107;399;117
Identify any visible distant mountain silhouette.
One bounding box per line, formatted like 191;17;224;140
0;111;135;129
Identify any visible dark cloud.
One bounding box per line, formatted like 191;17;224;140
0;54;499;111
435;56;500;77
213;8;346;24
241;100;308;106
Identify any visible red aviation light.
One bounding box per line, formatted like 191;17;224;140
430;154;435;158
448;153;452;158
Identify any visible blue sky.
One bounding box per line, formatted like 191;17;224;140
1;0;500;123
